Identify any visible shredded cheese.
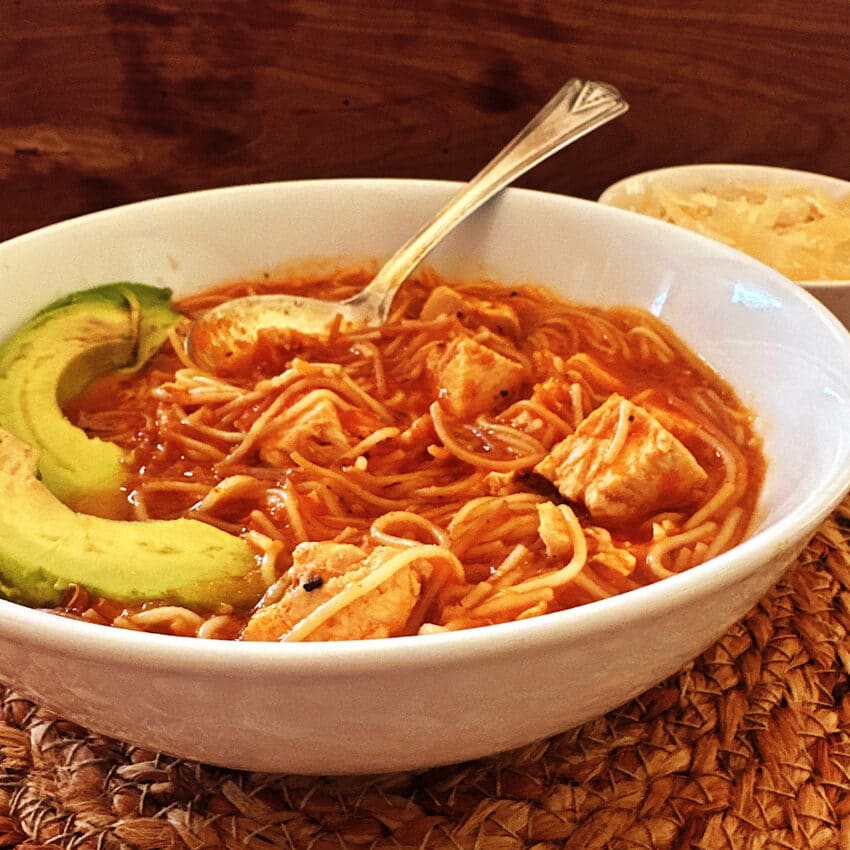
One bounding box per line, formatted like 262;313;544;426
622;182;850;281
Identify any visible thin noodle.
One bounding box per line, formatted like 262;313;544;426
190;475;263;513
416;471;488;498
701;506;745;562
290;452;401;510
458;545;530;609
466;586;555;619
569;383;585;428
603;398;631;464
169;432;227;462
511;505;588;593
430;402;546;472
138;480;209;495
573;571;617;601
337;427;401;463
685;481;736;530
370;512;450;549
182;416;245;443
480;421;550;455
130;606;205;632
627;325;676;362
168;325;201;370
516;600;550;620
352;341;388;398
197;614;236;640
269;484;309;543
645;520;718;579
249;509;286;541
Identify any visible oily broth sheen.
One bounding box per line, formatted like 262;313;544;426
61;270;764;639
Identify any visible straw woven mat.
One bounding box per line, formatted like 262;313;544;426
4;498;850;850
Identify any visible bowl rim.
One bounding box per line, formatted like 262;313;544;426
598;162;850;199
2;177;850;674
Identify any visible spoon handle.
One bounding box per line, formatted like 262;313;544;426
186;78;627;369
349;78;628;320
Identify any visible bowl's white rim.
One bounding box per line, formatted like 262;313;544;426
1;178;849;676
598;162;850;204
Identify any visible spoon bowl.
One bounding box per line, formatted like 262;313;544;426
186;77;628;368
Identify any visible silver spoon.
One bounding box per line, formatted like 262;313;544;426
187;78;627;367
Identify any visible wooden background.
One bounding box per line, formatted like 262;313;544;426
1;0;848;244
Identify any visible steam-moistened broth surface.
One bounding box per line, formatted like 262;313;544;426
61;270;764;640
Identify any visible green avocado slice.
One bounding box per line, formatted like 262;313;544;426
0;283;180;510
0;428;262;609
0;283;265;612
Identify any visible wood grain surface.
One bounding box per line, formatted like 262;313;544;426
1;0;848;243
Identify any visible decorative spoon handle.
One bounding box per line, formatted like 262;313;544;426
346;78;629;320
187;79;627;368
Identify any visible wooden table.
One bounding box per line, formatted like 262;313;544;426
2;0;849;243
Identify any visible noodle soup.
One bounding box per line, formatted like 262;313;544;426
2;179;848;773
59;270;764;640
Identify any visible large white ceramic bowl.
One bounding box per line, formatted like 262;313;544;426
2;179;850;775
599;163;850;327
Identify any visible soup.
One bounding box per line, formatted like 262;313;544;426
53;270;763;639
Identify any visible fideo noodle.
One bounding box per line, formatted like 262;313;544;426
61;270;765;641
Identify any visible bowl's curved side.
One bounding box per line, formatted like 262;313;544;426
1;180;850;773
0;539;804;774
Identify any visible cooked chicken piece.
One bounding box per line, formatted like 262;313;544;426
483;470;521;496
585;526;637;576
534;394;708;524
242;541;422;641
537;501;576;557
258;391;354;466
428;335;527;419
420;285;522;339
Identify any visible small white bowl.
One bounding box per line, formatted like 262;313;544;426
2;180;850;774
599;164;850;327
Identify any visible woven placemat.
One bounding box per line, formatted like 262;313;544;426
3;499;850;850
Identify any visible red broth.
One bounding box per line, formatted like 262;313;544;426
62;270;764;640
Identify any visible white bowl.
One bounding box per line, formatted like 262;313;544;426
599;163;850;327
2;179;850;775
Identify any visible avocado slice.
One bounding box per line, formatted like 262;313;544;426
0;428;262;609
0;282;265;612
0;283;179;509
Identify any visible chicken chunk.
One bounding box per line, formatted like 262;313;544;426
258;390;356;465
483;470;522;496
428;335;527;419
534;394;707;524
420;285;522;339
537;501;576;557
242;541;422;641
